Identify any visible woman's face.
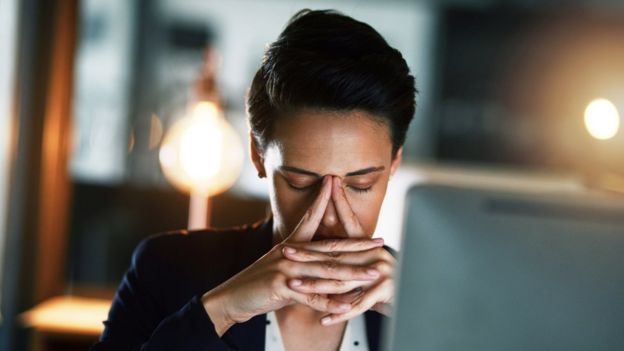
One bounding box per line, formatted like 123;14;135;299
252;109;402;242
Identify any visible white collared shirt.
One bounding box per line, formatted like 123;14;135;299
264;311;369;351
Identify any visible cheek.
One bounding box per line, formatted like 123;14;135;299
346;184;388;236
270;177;316;234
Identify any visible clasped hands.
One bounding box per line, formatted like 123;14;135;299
202;176;395;336
280;175;395;325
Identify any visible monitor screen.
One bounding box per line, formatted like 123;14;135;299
386;184;624;350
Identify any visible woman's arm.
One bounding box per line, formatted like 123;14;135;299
90;238;233;351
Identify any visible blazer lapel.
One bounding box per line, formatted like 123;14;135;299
365;310;389;351
223;313;268;350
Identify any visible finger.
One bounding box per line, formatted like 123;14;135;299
287;238;384;253
371;302;392;316
286;176;332;242
282;245;389;265
286;260;380;281
320;279;392;325
332;176;365;236
369;258;396;278
287;277;368;295
328;287;366;304
285;290;352;314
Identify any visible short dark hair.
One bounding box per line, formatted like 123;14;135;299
246;9;417;157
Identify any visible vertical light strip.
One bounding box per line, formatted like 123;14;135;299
0;0;19;323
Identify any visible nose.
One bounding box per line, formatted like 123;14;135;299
321;198;338;228
318;185;348;238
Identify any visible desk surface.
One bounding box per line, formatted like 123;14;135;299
21;295;112;336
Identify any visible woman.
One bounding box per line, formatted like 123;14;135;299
92;9;416;351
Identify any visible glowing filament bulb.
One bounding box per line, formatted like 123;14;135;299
159;101;243;196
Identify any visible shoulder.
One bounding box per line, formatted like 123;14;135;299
130;219;272;282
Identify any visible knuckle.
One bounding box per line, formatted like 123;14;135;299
306;293;321;306
333;279;346;288
299;249;314;260
359;266;373;276
380;260;394;273
276;258;293;273
351;239;366;249
328;258;341;267
327;239;341;251
269;289;282;303
269;272;285;290
372;260;390;273
326;251;342;259
302;279;315;288
322;260;339;272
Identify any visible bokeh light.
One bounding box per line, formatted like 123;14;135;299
584;98;620;140
159;101;244;196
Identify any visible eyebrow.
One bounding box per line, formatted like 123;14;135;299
280;165;386;178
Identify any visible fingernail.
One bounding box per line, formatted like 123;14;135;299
283;246;296;254
373;238;384;244
321;316;332;325
367;269;380;277
290;279;302;287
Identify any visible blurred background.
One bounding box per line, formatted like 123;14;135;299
1;0;623;350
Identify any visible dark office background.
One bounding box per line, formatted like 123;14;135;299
1;1;624;351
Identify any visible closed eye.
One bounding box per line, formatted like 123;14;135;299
289;183;372;193
287;182;317;192
349;185;372;193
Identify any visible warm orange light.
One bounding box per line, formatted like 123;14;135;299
584;98;620;140
20;296;111;335
159;101;243;196
148;114;164;150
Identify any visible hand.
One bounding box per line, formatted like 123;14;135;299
201;176;385;336
282;176;396;326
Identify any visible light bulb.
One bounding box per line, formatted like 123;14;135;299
159;101;243;196
584;98;620;140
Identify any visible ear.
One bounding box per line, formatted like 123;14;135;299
390;146;403;177
249;132;266;178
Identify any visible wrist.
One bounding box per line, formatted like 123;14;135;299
201;289;235;337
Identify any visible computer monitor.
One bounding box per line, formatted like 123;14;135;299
384;184;624;351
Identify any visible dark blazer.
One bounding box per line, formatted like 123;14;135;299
90;217;391;350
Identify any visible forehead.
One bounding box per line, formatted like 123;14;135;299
266;109;393;175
